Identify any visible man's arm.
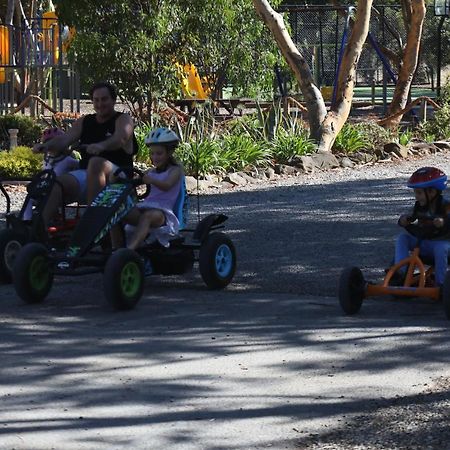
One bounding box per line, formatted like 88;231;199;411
33;118;84;156
87;113;134;156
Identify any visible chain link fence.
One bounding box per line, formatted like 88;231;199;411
279;4;441;100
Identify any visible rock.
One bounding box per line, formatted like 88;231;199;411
340;157;355;168
185;176;198;192
237;171;257;184
311;152;340;170
219;181;235;190
297;156;318;173
411;142;440;155
265;167;276;179
384;142;409;159
274;164;302;176
350;152;377;164
433;141;450;151
223;172;248;186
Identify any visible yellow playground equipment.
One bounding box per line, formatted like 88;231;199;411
41;11;75;64
0;25;11;84
176;63;211;99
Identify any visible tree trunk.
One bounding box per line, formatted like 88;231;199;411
252;0;326;142
253;0;373;152
5;0;15;25
384;0;426;129
318;1;373;152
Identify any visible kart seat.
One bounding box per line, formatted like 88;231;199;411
173;176;189;231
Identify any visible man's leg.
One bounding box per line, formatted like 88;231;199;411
86;157;115;204
42;173;81;226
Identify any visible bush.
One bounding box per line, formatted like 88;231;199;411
271;130;315;164
352;122;392;152
416;104;450;141
0;115;42;149
333;123;371;154
0;146;43;179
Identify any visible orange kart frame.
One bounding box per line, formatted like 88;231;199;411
365;246;441;301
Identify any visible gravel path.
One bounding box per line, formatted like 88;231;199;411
1;152;450;449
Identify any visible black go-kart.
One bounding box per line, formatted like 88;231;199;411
0;169;84;283
12;174;236;310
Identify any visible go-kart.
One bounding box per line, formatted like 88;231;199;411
12;172;236;310
339;221;450;320
0;168;83;283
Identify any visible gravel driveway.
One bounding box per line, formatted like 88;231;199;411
1;152;450;449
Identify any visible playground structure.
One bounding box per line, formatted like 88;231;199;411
0;11;80;117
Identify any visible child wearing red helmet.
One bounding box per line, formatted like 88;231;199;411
395;166;450;286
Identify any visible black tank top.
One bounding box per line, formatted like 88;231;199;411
79;112;137;170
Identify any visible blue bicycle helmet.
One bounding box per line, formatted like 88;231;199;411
407;167;447;191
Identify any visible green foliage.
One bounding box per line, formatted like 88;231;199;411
333;123;370;154
0;115;42;149
416;103;450;141
351;122;392;152
271;130;315;163
54;0;282;116
176;139;222;177
397;128;414;147
0;146;43;179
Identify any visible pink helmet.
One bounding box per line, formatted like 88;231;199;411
42;127;65;143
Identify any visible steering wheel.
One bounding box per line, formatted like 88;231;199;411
404;214;447;240
112;166;150;200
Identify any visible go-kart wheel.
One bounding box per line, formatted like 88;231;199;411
442;271;450;320
103;249;144;310
12;243;53;304
338;267;366;315
199;232;236;289
0;229;28;283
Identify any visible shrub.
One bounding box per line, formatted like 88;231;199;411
0;146;43;179
350;122;392;152
271;130;315;164
416;104;450;141
176;139;223;177
0;115;42;149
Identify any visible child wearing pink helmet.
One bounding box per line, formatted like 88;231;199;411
23;128;79;220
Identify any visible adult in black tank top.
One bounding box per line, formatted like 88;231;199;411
32;81;137;226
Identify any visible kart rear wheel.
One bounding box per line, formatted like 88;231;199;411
13;243;53;304
0;229;28;283
199;232;236;289
442;271;450;320
104;249;144;310
338;266;366;315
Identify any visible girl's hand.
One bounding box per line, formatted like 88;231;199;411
142;174;153;185
433;217;445;228
399;214;412;227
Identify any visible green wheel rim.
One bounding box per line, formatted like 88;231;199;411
120;262;141;298
29;256;49;292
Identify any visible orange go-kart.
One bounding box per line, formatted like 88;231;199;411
339;223;450;320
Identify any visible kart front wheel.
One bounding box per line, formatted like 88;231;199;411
442;271;450;320
0;229;28;283
13;243;53;304
199;232;236;289
103;249;144;310
338;266;366;315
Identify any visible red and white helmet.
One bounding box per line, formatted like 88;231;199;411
407;167;447;191
42;127;65;143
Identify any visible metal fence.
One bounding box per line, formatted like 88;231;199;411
0;17;80;116
279;4;441;98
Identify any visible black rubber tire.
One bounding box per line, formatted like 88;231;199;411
442;271;450;320
12;243;53;304
338;266;366;315
0;229;28;284
103;248;144;310
199;232;236;289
